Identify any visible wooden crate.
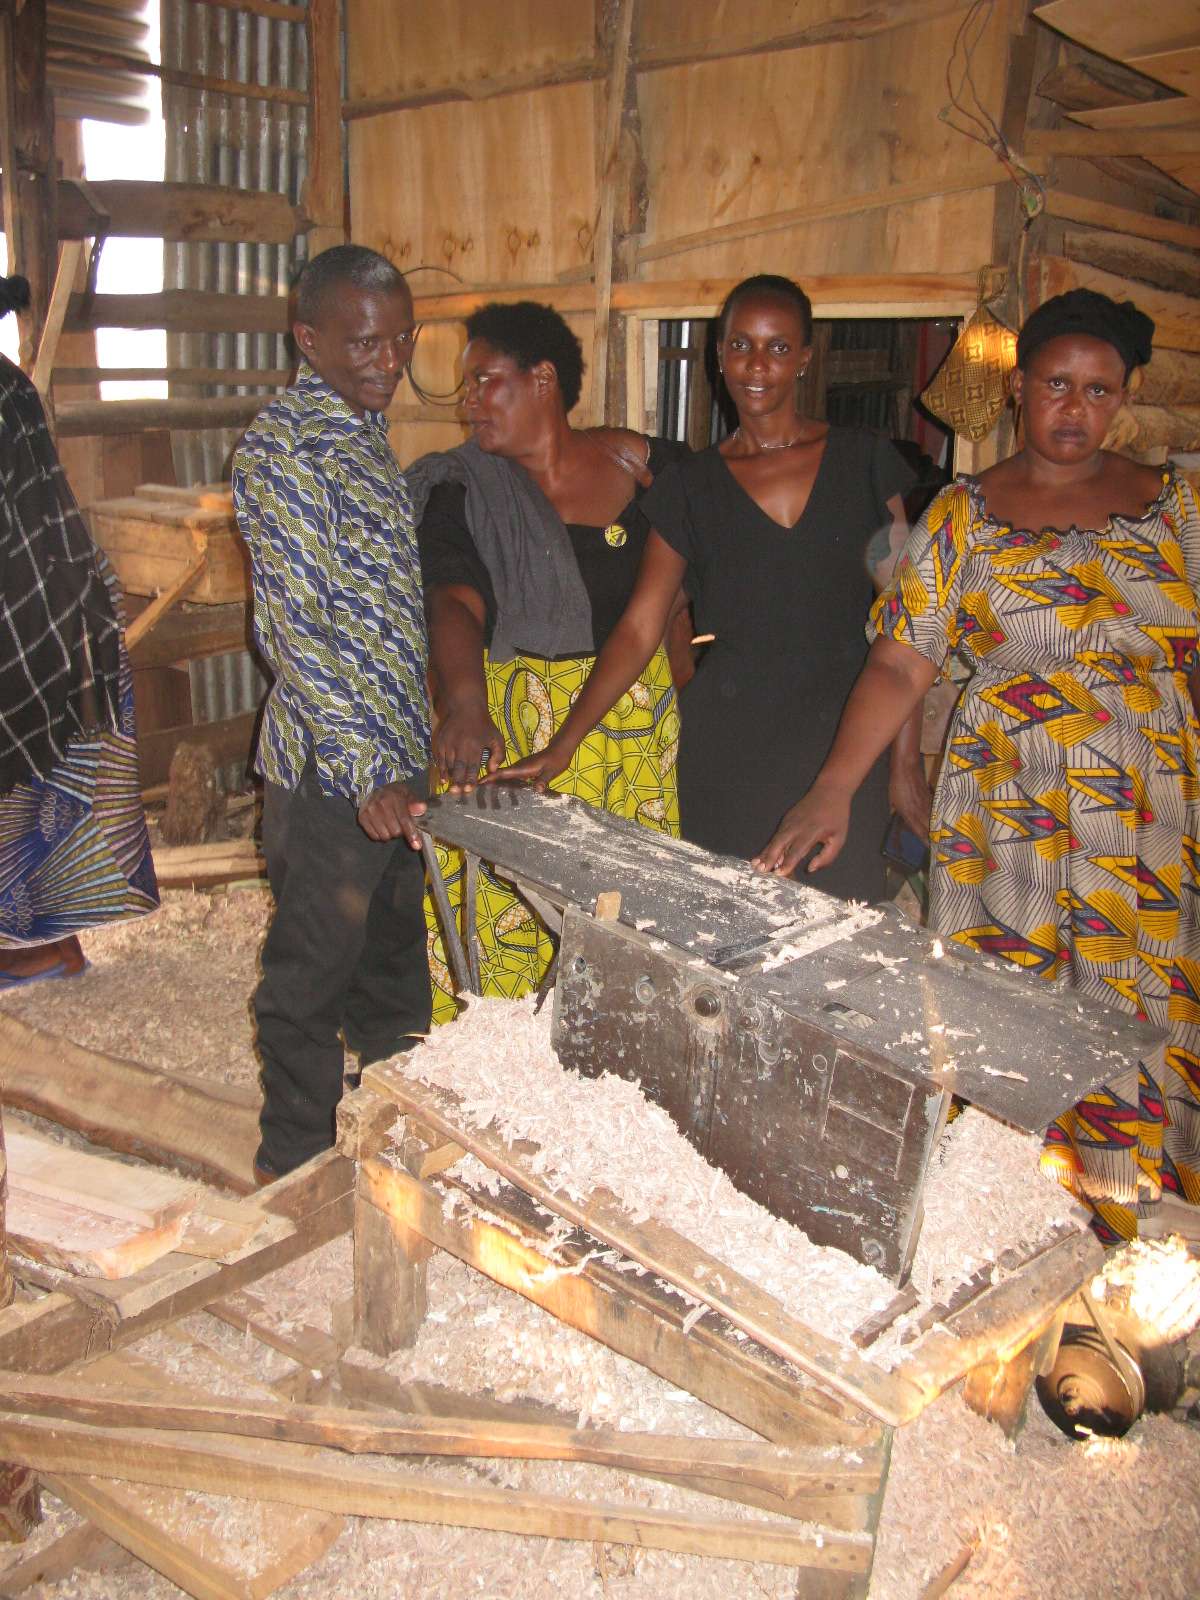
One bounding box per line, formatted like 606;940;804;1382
88;483;250;605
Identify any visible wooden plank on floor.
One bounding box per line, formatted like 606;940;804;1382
0;1153;354;1375
44;1351;342;1600
361;1073;924;1427
0;1013;260;1193
0;1416;872;1572
0;1374;882;1502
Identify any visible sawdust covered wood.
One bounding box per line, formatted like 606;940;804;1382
395;998;1088;1362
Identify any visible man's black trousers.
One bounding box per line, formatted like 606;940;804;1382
254;762;430;1174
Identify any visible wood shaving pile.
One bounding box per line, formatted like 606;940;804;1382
0;889;271;1086
908;1108;1083;1304
398;998;1087;1361
872;1390;1200;1600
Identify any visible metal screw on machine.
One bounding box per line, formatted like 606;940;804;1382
693;990;722;1019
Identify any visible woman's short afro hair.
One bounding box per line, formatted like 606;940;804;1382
464;300;585;412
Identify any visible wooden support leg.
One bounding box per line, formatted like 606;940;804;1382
0;1115;39;1543
352;1173;433;1357
961;1312;1064;1439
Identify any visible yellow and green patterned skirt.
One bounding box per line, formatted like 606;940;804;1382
424;646;679;1021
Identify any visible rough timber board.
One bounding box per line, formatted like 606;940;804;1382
0;1152;353;1375
360;1151;878;1449
5;1127;197;1227
45;1352;343;1600
1032;3;1200;65
0;1417;874;1573
360;1068;926;1427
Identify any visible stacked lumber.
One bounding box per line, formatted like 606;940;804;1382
5;1129;198;1280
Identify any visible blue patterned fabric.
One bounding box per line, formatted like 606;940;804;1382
0;555;158;947
233;364;430;805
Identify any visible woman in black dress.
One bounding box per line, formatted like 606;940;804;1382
497;275;930;900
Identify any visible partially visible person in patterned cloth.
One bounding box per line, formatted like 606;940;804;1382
753;288;1200;1246
406;301;689;1021
233;245;431;1182
0;272;158;985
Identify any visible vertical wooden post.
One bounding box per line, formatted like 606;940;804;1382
352;1168;432;1357
0;1110;41;1543
588;0;637;426
302;0;346;256
0;0;57;371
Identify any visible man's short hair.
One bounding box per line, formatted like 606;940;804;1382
295;245;408;324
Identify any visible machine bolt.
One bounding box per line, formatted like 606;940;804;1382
693;991;722;1018
572;956;587;975
635;976;656;1003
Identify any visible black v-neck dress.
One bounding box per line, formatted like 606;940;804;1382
641;428;914;902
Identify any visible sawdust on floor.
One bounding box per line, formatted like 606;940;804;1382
4;889;1200;1597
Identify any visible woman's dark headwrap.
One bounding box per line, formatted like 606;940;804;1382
1016;288;1155;378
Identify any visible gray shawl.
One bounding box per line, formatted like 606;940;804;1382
406;437;593;663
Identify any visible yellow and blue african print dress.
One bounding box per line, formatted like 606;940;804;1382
872;471;1200;1243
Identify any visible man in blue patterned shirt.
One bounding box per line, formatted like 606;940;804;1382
234;245;431;1180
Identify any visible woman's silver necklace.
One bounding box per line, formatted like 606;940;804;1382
735;425;806;451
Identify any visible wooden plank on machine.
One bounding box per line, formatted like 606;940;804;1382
361;1068;926;1427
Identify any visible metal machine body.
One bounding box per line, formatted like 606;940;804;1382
423;791;1161;1282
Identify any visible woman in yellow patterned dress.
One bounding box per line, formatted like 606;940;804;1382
407;302;689;1019
753;289;1200;1244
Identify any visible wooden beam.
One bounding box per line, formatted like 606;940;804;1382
127;601;249;669
342;54;603;121
123;553;209;651
66;290;289;335
1036;58;1178;113
1034;256;1200;353
0;1012;259;1194
358;1154;873;1449
46;43;308;106
31;240;83;399
32;178;307;244
1043;190;1200;252
358;1078;924;1427
589;0;637;426
0;1415;872;1571
409;273;982;326
1133;346;1200;408
636;169;1014;266
0;1375;881;1500
55;366;290;387
55;394;267;437
1062;227;1200;298
302;0;345;254
1025;127;1200;157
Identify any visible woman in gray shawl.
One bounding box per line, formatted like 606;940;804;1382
408;300;689;1019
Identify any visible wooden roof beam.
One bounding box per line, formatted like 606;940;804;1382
0;177;307;243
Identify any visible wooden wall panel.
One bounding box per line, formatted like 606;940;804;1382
636;7;1010;280
350;82;597;285
346;0;594;101
635;0;965;64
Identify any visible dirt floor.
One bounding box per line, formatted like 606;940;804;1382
3;889;1200;1599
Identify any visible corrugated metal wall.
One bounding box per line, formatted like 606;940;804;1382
159;0;316;784
161;0;311;487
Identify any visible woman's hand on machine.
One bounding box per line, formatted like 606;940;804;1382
432;702;506;793
751;780;853;877
487;740;572;792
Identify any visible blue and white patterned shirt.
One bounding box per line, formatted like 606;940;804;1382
233;364;430;805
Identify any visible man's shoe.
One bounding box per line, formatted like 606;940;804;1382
253;1158;279;1188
